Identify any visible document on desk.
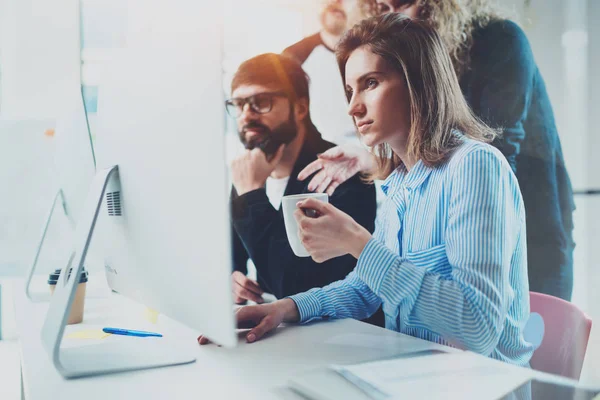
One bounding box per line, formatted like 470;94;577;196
330;351;509;400
323;333;433;351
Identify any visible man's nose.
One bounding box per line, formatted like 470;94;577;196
239;104;260;125
241;102;259;119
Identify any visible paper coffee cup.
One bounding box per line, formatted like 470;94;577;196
281;193;328;257
48;268;88;324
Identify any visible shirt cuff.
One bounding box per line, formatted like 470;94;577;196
288;291;322;323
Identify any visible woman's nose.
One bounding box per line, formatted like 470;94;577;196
347;93;366;117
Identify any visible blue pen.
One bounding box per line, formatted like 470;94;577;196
102;327;163;337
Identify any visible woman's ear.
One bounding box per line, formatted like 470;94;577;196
294;97;310;121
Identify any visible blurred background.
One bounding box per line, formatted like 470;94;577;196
0;0;598;392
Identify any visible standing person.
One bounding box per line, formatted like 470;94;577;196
201;15;534;368
283;1;358;145
302;0;576;300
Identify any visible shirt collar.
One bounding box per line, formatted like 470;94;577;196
380;129;464;197
381;165;406;197
404;160;434;191
380;160;433;197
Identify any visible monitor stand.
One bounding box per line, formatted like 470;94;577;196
25;188;72;301
40;166;196;379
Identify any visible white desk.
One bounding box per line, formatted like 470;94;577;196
13;278;584;400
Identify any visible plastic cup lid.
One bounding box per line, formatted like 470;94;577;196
48;268;88;285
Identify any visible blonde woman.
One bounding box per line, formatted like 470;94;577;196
199;14;534;367
302;0;575;301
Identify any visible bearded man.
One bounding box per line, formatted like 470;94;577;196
226;53;377;324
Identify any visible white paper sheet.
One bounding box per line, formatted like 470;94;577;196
332;351;512;400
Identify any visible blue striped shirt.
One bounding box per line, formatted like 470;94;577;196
290;137;534;366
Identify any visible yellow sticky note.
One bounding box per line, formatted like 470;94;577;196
145;307;159;324
66;330;111;340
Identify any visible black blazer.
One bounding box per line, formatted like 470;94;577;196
461;20;575;300
230;127;377;299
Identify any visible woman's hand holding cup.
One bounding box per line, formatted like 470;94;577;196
293;198;372;263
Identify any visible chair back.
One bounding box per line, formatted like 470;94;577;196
529;292;592;380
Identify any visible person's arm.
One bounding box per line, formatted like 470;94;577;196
353;148;520;356
201;270;381;344
282;33;321;65
231;177;376;298
468;21;535;173
289;271;382;322
230;197;266;304
231;221;248;275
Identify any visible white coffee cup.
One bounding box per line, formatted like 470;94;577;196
281;193;329;257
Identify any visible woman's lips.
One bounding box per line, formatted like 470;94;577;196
357;121;373;134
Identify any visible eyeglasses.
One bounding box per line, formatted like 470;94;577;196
225;91;287;118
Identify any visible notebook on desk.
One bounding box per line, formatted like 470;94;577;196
288;349;446;400
288;350;518;400
289;367;372;400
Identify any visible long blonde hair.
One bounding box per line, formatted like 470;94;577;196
359;0;500;77
337;13;497;179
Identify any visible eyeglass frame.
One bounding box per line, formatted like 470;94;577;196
224;91;289;118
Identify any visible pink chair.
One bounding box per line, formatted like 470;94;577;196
528;292;593;380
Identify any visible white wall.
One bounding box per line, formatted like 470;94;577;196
0;0;82;276
580;0;600;384
589;1;600;193
0;0;80;119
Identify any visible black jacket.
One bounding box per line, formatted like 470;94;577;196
230;127;377;299
460;20;575;300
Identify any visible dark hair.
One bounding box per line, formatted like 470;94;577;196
231;53;310;104
337;14;496;179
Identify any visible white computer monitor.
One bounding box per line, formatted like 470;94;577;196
40;1;236;378
53;94;97;225
24;93;96;300
0;118;57;273
94;48;236;347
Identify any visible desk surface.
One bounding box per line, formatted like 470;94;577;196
13;278;583;400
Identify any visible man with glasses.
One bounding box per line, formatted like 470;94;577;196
226;53;379;324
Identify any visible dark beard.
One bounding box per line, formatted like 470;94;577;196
239;114;297;158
